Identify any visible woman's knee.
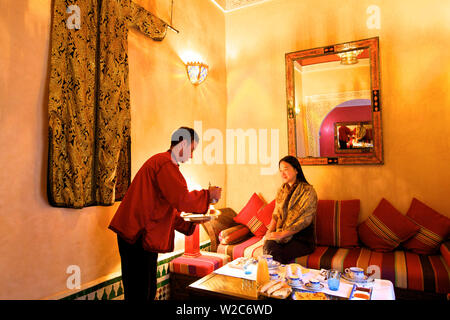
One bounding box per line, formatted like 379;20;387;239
263;240;277;254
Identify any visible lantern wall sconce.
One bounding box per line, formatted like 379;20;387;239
336;46;363;65
186;62;208;85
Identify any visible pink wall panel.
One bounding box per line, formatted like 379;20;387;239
319;101;372;157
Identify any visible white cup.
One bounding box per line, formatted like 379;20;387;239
260;254;273;266
309;278;321;289
288;275;300;286
269;271;280;280
345;267;365;281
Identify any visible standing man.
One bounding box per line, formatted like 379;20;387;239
338;125;352;149
109;127;222;301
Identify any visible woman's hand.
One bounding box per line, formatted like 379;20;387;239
265;230;296;241
265;231;287;241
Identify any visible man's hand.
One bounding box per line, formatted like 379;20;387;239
208;186;222;203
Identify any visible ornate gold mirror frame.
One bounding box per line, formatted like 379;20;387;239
285;37;383;165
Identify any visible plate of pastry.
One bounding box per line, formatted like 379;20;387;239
259;280;292;299
293;291;328;300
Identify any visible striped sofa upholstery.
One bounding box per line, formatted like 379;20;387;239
218;240;450;294
209;207;450;295
169;251;230;277
295;246;450;294
217;236;264;260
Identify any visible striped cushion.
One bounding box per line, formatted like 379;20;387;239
441;241;450;267
402;198;450;255
358;198;420;252
202;207;239;252
233;193;267;236
217;236;264;260
219;224;251;245
315;199;360;248
169;251;230;277
255;200;276;230
295;246;450;294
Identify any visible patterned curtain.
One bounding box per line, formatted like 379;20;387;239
47;0;167;208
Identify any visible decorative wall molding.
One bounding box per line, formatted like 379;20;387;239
214;0;271;11
43;241;211;300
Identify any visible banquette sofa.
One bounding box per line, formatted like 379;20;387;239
202;193;450;299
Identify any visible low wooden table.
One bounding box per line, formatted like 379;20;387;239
188;260;396;300
188;272;258;300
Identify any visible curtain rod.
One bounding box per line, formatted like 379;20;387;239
167;24;179;34
167;0;179;33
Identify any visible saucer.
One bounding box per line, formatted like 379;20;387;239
181;213;219;222
342;272;374;284
268;261;281;269
289;282;304;289
303;283;325;292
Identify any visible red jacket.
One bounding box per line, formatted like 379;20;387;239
338;125;352;142
109;151;210;253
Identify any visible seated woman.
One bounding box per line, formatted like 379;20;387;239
263;155;318;264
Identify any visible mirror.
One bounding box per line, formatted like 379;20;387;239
285;37;383;165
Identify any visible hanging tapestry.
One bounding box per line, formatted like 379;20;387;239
47;0;167;208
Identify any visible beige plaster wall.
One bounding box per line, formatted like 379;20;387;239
1;0;449;300
224;0;450;219
0;0;226;299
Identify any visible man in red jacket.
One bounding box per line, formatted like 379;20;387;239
109;127;222;301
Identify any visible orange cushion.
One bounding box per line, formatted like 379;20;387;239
219;224;251;245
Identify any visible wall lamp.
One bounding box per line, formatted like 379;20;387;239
186;62;208;85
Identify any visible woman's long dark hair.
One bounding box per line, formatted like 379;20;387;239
279;155;309;185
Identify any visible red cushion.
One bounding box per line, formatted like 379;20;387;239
170;253;230;277
315;199;360;248
402;198;450;255
256;200;276;228
441;241;450;267
233;193;265;236
357;198;420;252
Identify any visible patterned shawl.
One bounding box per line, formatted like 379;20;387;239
272;182;318;243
